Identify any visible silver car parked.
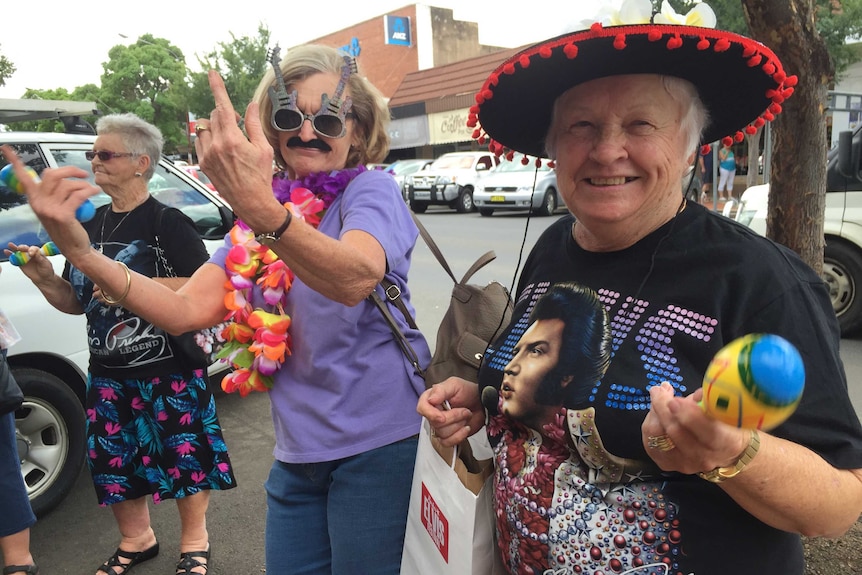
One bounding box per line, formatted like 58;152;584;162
473;156;561;217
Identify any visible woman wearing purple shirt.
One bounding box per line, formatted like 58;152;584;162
6;44;430;575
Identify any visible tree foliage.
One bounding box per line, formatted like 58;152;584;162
0;44;15;88
187;24;271;120
99;35;190;152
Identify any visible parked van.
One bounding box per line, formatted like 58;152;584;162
0;132;234;516
735;125;862;335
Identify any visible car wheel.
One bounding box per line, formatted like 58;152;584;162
456;188;474;213
409;200;428;214
479;208;494;217
823;240;862;336
13;367;86;517
536;189;557;217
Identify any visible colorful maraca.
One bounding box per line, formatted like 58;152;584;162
701;333;805;431
0;163;95;222
9;242;61;267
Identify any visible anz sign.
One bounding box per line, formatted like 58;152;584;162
385;15;412;46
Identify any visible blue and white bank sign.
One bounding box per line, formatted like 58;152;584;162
385;15;412;46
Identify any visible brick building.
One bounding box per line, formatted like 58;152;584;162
296;3;523;162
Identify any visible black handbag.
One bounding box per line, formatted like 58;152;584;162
0;352;24;416
153;206;227;369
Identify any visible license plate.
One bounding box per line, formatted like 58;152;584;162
414;191;431;200
490;195;505;202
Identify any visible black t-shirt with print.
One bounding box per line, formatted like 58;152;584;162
477;201;862;575
63;196;210;378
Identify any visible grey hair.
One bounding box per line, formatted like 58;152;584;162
253;44;391;171
94;113;164;181
544;75;710;160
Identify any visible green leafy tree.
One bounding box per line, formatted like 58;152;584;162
187;24;271;120
0;44;15;88
99;35;190;154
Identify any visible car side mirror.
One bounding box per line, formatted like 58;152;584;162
837;130;861;181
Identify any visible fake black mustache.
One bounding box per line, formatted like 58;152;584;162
286;137;331;152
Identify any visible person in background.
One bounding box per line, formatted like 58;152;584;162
5;113;236;575
699;142;715;203
0;264;39;575
3;43;430;575
717;141;737;200
418;2;862;574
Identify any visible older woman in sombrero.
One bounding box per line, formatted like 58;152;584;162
418;1;862;574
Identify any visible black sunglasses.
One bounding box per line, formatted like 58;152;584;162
85;150;137;161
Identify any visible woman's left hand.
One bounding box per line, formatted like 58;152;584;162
194;70;282;232
642;381;749;474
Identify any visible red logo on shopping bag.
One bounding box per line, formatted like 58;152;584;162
421;482;449;562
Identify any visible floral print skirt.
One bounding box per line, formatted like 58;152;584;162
86;369;236;506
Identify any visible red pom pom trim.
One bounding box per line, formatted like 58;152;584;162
564;43;579;58
614;34;627;50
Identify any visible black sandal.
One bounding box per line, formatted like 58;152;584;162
175;544;210;574
2;566;39;575
96;542;159;575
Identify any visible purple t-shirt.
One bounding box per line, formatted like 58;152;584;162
210;169;430;463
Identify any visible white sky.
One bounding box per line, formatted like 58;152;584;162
0;0;606;99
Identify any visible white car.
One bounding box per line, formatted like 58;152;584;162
387;158;433;202
0;132;234;516
735;124;862;336
473;156;560;217
406;151;500;213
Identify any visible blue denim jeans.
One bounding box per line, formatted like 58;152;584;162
264;435;418;575
0;411;36;537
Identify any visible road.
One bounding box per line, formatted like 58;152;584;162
28;208;862;574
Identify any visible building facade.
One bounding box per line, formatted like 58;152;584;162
295;3;519;162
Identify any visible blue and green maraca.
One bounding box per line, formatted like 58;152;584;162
0;164;95;222
9;242;61;267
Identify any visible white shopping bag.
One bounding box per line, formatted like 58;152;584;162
400;419;505;575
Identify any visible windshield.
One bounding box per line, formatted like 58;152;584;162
494;157;552;173
0;146;227;260
431;155;475;170
389;161;427;175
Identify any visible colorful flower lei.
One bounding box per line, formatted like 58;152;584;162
215;165;367;396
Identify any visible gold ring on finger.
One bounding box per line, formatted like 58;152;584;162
647;434;676;451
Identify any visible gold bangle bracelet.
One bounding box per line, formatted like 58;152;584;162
103;261;132;306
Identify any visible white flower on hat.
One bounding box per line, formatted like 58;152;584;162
654;0;717;27
579;0;653;30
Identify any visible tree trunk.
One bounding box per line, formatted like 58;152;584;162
742;0;832;275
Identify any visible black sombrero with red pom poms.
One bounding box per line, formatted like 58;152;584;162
469;22;797;159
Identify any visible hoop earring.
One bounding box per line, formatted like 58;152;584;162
134;172;142;177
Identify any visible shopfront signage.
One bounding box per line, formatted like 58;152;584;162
428;108;473;144
385;15;412;46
